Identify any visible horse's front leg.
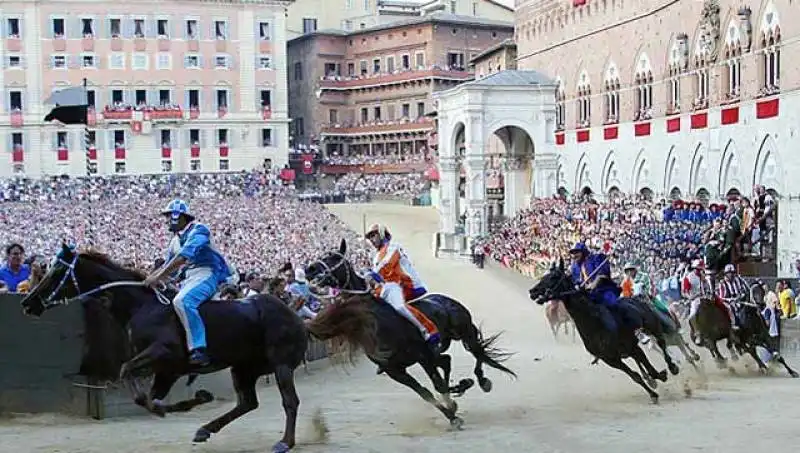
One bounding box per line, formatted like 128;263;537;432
120;344;163;415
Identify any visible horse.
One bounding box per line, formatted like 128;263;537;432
304;239;516;429
690;284;798;377
528;260;675;403
544;299;575;341
20;245;308;453
628;296;702;370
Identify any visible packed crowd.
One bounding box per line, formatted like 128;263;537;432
329;172;428;199
323;153;430;166
482;192;758;280
0;170;372;292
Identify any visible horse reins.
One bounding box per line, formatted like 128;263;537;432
308;251;371;297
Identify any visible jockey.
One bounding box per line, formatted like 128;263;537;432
622;263;651;298
568;243;650;345
717;263;748;330
143;199;234;367
364;223;441;351
286;268;319;320
683;259;714;342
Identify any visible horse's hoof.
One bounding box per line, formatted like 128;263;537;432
691;353;701;361
668;363;680;376
151;401;166;418
272;441;291;453
449;416;464;430
650;395;659;405
656;370;668;382
195;390;214;403
790;371;799;378
193;428;212;443
479;378;493;393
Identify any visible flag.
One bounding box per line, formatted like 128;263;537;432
43;86;88;125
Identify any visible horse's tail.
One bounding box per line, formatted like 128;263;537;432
306;295;380;364
464;323;517;378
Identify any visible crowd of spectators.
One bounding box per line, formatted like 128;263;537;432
329;172;428;199
481;192;757;281
0;170;372;293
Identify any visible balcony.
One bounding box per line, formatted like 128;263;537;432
190;143;201;158
187;37;199;52
87;108;97;126
102;105;184;123
87;146;97;160
161;145;172;159
114;145;126;160
82;37;94;51
143;107;183;122
10;111;24;127
57;146;69;162
320;118;435;136
188;107;200;120
53;36;67;51
262;106;272;120
110;37;123;51
134;37;147;51
219;142;229;157
318;67;473;91
102;107;134;121
217;106;228;119
158;37;170;51
11;145;24;163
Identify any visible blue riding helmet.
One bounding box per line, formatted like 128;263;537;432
569;242;589;254
161;199;195;232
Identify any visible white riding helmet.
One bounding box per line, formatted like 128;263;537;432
724;263;736;274
365;223;391;241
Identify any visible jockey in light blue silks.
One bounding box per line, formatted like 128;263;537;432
568;242;651;345
144;199;234;367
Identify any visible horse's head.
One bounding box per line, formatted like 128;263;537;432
305;238;363;291
528;258;574;305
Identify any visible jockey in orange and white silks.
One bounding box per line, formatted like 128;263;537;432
364;223;440;350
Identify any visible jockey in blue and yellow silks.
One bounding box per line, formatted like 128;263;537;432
144;199;234;367
568;242;651;345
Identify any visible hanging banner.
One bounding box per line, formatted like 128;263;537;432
301;154;314;174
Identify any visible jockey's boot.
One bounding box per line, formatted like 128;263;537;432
634;329;651;346
189;348;211;367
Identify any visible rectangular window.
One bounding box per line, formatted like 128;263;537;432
135;89;147;105
115;162;126;174
134;18;145;38
161;129;172;147
387;56;395;73
159;89;171;105
191;160;201;171
52;18;65;37
56;131;68;148
293;61;302;80
446;52;464;69
7;55;21;68
186;19;198;39
9;91;23;110
162;160;173;172
81;54;96;68
157;53;171;70
417;102;425;117
359;60;367;75
114;130;125;146
302;18;317;34
401;103;410;118
51;55;67;69
347;62;355;76
363;0;369;9
188;89;199;108
111;89;123;104
258;55;272;69
217;129;229;145
214;20;227;40
261;129;272;146
372;58;380;74
259;22;270;40
109;52;125;69
373;106;381;120
294;118;304;137
132;53;148;70
216;90;228;109
87;90;96;107
329;109;338;123
185;54;200;68
82;18;94;37
214;54;229;69
157;19;169;37
402;54;410;69
7;18;20;37
109;18;121;37
219;159;229;171
260;90;271;107
189;128;200;144
11;132;23;146
360;108;368;122
346;0;353;8
415;52;424;68
343;20;353;31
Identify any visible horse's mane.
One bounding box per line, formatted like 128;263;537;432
81;248;148;280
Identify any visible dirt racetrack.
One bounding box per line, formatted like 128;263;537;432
2;203;798;453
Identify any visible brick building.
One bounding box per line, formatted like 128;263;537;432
0;0;291;177
287;12;513;158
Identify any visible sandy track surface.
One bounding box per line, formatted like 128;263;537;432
2;203;798;453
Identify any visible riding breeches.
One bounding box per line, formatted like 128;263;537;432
380;282;429;337
173;268;218;351
688;298;703;321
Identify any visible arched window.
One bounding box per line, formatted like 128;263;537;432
576;71;591;128
693;34;710;110
724;22;742;101
603;63;620;125
666;35;686;114
759;4;781;96
555;78;566;131
634;54;653;121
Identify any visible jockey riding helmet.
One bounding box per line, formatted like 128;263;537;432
623;262;637;272
161;199;194;232
724;263;736;274
365;223;391;244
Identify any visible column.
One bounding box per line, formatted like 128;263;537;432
502;156;526;217
437;156;459;234
464;111;487;237
532;153;559;198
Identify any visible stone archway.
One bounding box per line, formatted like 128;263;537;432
485;125;535;222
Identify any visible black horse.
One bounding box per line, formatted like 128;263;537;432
20;245;307;453
691;285;798;377
304;239;516;428
528;260;676;403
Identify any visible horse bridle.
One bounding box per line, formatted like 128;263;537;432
39;253;170;309
308;251;370;295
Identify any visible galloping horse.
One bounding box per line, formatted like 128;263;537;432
304;239;516;429
690;283;798;377
21;245;308;453
528;260;678;403
544;299;575;341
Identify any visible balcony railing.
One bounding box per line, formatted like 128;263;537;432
319;67;472;90
102;105;184;122
219;143;229;157
190;143;201;158
11;146;24;162
6;36;22;52
161;145;172;159
114;146;126;160
320;118;434;135
10;111;23;127
56;146;69;161
262;106;272;120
